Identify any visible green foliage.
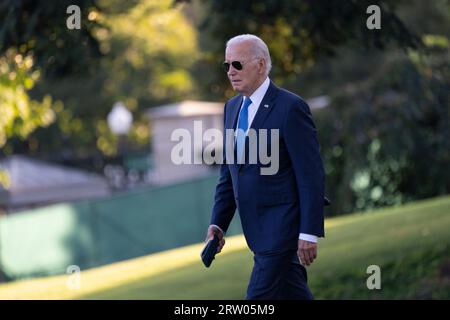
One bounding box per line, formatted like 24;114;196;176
314;243;449;299
0;0;103;78
0;49;59;151
0;0;105;156
2;0;200;158
198;0;422;99
0;0;447;216
316;40;450;215
0;170;10;189
99;0;198;106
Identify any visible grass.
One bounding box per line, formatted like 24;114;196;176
0;195;449;299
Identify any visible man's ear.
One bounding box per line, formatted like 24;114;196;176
258;58;266;74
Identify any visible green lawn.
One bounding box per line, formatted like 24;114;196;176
0;196;449;299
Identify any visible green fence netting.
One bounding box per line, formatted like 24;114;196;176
0;174;242;280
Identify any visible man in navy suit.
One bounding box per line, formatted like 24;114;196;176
205;34;327;299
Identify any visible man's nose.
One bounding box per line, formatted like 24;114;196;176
227;66;237;77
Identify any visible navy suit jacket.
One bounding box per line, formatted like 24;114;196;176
211;81;326;254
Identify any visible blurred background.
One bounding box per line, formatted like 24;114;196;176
0;0;448;299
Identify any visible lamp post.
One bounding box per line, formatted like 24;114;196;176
107;101;133;135
107;101;133;157
107;102;133;190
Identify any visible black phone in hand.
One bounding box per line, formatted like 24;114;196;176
201;234;220;268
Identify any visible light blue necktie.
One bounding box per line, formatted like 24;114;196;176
236;97;252;162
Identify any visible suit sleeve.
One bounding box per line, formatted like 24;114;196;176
283;99;325;237
210;103;237;233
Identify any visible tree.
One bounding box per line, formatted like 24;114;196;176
194;0;449;215
0;0;103;78
0;0;105;160
315;38;450;215
196;0;422;99
0;0;200;160
0;48;62;187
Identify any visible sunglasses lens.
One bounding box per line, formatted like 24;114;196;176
232;61;243;70
223;61;243;72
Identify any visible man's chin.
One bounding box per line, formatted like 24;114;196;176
232;84;243;93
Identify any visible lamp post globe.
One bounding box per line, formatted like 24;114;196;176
107;101;133;135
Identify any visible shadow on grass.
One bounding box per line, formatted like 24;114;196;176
76;248;254;300
311;243;450;299
76;243;450;300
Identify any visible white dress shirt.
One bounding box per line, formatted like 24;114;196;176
213;77;318;243
241;76;271;134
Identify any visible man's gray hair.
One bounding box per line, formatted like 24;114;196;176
226;34;272;76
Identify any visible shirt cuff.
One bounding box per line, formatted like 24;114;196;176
210;224;224;235
299;233;318;243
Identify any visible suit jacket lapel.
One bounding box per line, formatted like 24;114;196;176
225;81;279;170
227;81;279;131
235;81;279;170
249;81;278;131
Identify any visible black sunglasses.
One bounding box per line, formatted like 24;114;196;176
223;60;244;72
223;58;259;72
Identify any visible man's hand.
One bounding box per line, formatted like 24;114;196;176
297;239;317;266
205;225;225;253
